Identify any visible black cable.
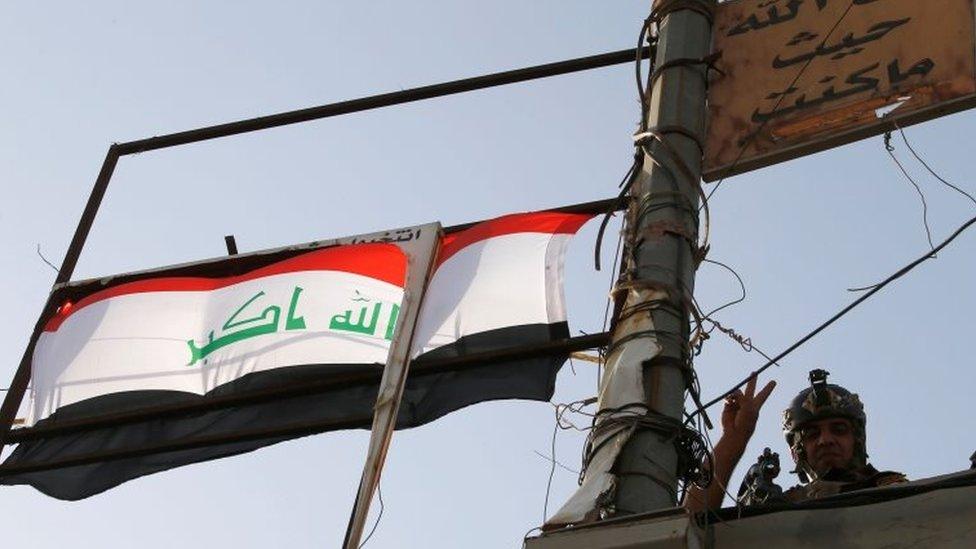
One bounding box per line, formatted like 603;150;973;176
543;411;559;523
700;258;747;319
704;0;861;206
599;211;626;390
595;156;642;271
692;211;976;418
534;451;581;475
885;132;936;251
636;16;657;132
894;121;976;207
358;483;384;548
35;245;60;274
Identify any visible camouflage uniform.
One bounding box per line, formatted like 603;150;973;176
783;464;907;502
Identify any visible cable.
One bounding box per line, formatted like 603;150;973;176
35;245;60;274
580;402;711;491
894;121;976;207
595;156;642;271
541;398;596;523
688;279;785;376
691;211;976;419
599;212;626;390
885;132;936;251
542;409;559;524
704;0;861;207
534;451;581;475
521;527;543;549
705;317;782;369
700;258;747;319
358;483;384;548
636;15;658;133
851;126;973;292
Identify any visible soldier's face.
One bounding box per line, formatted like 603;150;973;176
796;418;856;474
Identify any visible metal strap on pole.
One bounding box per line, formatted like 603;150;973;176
609;0;714;514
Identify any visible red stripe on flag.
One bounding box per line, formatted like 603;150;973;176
438;212;593;267
44;243;406;332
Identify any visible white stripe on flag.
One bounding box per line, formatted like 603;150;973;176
412;232;575;357
29;271;403;425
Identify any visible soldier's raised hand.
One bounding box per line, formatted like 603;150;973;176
721;374;776;445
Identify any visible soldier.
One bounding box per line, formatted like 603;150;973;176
780;369;906;502
684;369;906;512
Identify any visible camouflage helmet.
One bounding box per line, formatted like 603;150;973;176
783;369;867;483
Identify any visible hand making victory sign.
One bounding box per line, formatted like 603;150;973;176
684;374;776;513
722;375;777;445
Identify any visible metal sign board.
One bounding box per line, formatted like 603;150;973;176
704;0;976;181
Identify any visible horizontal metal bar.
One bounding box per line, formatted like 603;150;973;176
50;196;624;303
116;47;648;156
5;332;609;446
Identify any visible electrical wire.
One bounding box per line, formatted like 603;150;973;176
704;0;861;207
521;527;543;549
885;132;936;251
690;210;976;420
534;451;581;475
850;127;974;292
636;15;658;133
358;483;384;549
689;280;785;374
893;121;976;207
541;398;598;524
542;413;559;524
36;245;60;274
700;258;747;319
599;217;625;390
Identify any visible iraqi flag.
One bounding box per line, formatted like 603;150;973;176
402;211;593;422
1;212;592;500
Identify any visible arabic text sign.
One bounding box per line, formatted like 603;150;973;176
704;0;976;181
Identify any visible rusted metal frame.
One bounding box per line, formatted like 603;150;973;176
0;45;640;459
4;331;611;446
48;196;624;304
703;93;976;181
5;192;620;446
0;148;121;449
116;47;650;155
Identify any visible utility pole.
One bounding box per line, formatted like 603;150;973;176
607;0;714;514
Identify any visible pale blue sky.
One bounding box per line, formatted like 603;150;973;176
2;2;974;547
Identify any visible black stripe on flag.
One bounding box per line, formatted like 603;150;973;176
0;322;568;500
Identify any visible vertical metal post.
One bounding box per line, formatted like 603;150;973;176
0;147;120;448
610;0;713;514
341;224;441;549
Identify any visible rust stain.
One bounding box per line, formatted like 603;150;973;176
638;220;695;244
703;0;976;179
